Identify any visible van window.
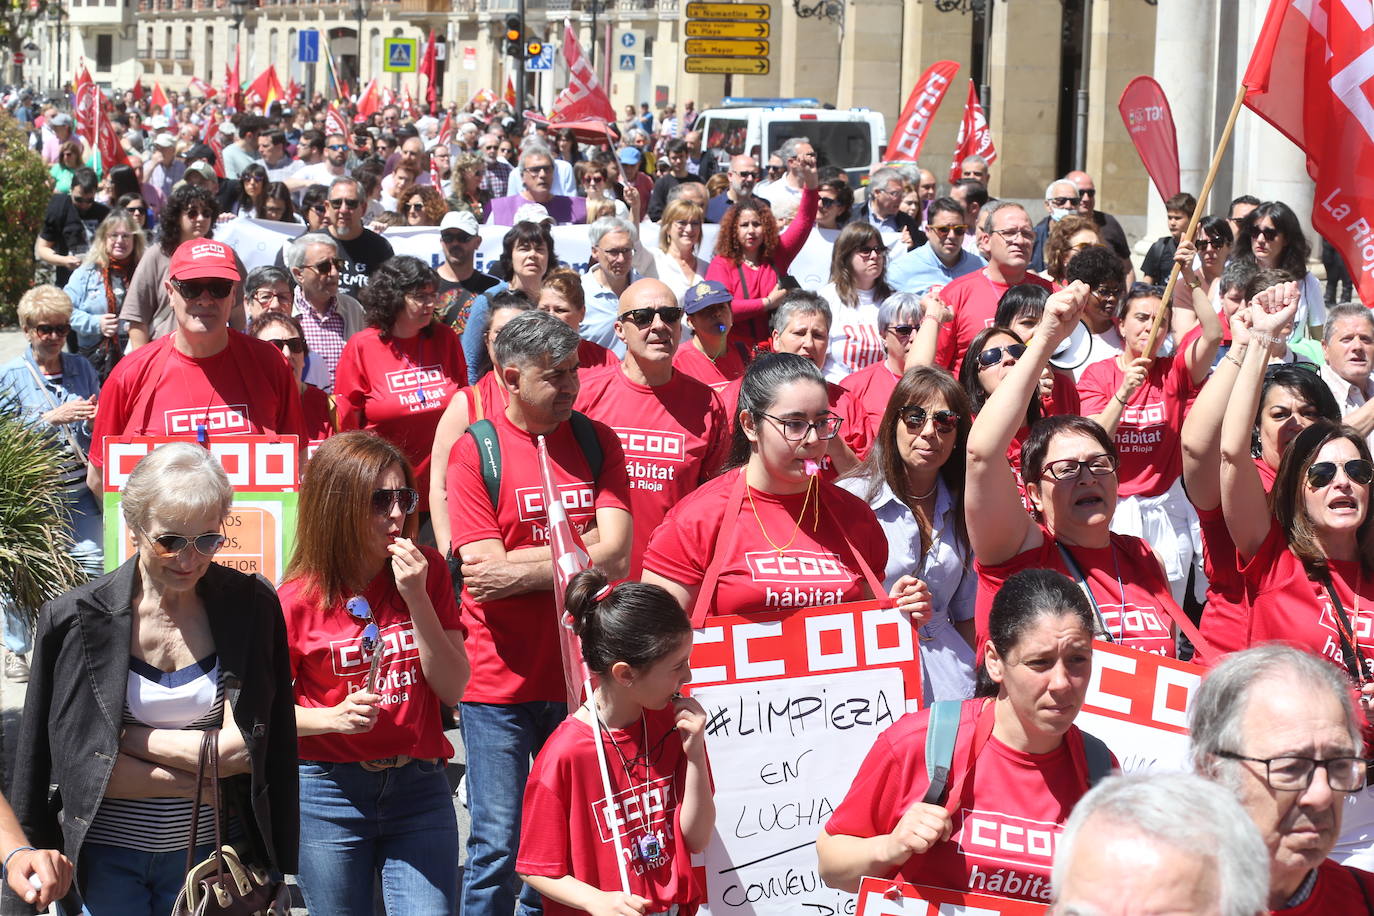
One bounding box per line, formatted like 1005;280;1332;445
766;122;873;171
704;118;748;156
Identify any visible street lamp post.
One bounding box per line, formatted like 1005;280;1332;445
353;0;372;90
230;0;249;80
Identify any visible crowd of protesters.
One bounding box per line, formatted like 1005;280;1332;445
0;81;1371;915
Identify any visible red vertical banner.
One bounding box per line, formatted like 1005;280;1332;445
1118;76;1181;203
948;79;997;183
884;60;960;163
536;435;593;710
549;19;615;123
1242;0;1374;308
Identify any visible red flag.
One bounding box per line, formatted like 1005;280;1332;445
243;66;285;109
948;79;996;183
325;103;349;139
435;110;453;147
188;76;216;99
224;52;243;111
95;90;131;170
1243;0;1374;308
130;77;145;103
469;88;496;110
150;81;170;111
356;78;382;118
884;60;959;163
1117;77;1180;204
207;126;227;178
285;79;302;108
549;20;615;123
419;29;438;113
536;434;593;710
504;76;517;108
400;83;420;121
380;86;396;109
73;66;99;148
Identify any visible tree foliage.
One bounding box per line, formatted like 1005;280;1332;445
0;108;48;325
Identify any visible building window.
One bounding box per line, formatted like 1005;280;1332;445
96;34;113;70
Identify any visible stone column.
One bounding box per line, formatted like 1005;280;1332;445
989;0;1067;201
1150;0;1217;237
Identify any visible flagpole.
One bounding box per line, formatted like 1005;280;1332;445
1142;83;1248;360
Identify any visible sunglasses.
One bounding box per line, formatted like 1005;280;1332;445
1195;236;1228;251
327;144;350;151
1047;196;1079;207
264;336;306;354
734;170;760;180
929;224;967;237
405;203;426;213
976;344;1026;368
328;198;362;210
173;278;234;300
525;164;553;174
898;406;960;434
1306;459;1374;489
346;595;383;691
183;208;213;220
766;165;784;175
71;195;94;206
817;197;841;209
1254;226;1282;241
441;231;475;245
141;529;227;558
618;306;684;327
33;323;71;336
855;245;887;257
124;205;147;214
305;258;347;275
372;487;420;515
885;324;915;337
242;175;264;184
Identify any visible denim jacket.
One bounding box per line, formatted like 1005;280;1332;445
5;558;299;913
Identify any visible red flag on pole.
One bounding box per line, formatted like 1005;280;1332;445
150;81;170;111
504;76;517;109
419;29;438;114
400;83;420;120
1242;0;1374;308
357;78;382;118
224;52;243;111
1118;76;1181;204
243;66;285;109
73;66;98;148
549;20;615;123
95;90;132;170
435;110;453;147
884;60;960;163
535;435;593;711
948;79;997;183
130;77;145;103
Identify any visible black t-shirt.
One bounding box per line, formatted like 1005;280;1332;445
333;228;394;297
647;172;705;222
437;269;500;339
41;194;110;286
1140;236;1179;283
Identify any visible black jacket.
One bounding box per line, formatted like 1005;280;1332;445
5;558;299;913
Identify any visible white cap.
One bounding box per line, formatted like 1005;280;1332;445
513;202;552;225
439;210;480;235
153;133;176;149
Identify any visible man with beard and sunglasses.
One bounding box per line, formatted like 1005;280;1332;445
325;176;394;296
435;210;500;340
86;238;307;496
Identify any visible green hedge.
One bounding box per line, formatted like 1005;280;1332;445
0;110;51;326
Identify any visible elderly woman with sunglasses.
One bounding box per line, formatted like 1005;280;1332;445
11;442;298;914
965;284;1186;656
838;291;922;459
279;431;470;915
838;367;978;702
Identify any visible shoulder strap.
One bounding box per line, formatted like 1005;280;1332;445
1053;540;1115;642
1081;732;1113;786
466;418;501;509
1318;571;1371;685
920;700;962;806
466;384;483;423
568;410;604;480
736;261;751;297
689;468;747;627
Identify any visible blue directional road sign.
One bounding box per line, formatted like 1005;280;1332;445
525;43;555;72
298;30;320;64
620;32;637;48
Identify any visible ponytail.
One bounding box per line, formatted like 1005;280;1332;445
565;569;691;675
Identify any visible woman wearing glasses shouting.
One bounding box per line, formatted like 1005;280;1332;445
1220;282;1374;694
965;283;1186;658
643;353;913;624
280;431;470;914
11;443;299;914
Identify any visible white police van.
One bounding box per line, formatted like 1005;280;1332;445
695;98;887;186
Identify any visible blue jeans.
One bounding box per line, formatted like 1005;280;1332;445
296;758;460;916
75;841;213;916
460;700;567;916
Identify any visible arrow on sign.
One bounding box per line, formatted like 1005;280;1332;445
685;56;770;75
685;20;770;38
685;2;769;21
684;38;769;57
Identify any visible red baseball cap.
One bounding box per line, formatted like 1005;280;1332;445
168;238;240;282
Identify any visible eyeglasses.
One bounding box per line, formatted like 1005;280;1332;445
618;306;684;327
172;278;234;300
304;258;347;275
976;343;1026;369
1047;196;1079;207
855;245;887;257
991;227;1036;243
898;406;960;434
584;174;606;185
1306;459;1374;489
405;202;426;213
251;290;291;305
734;170;760;180
1078;188;1097;198
327;144;350;151
929;224;967;237
1214;751;1368;793
1195;236;1228;251
371;487;420;515
598;246;634;259
1254;226;1282;241
183;208;213;220
1041;453;1119;481
766;165;784;175
761;412;843;441
885;324;915;337
32;322;71;336
264;336;306;354
525;164;553;174
140;528;227;559
441;231;475;245
70;195;94;206
124;205;147;214
1091;285;1123;303
309;204;327;216
328;198;362;210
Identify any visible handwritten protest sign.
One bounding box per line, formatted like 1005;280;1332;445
100;436;299;582
687;599;922;916
854;876;1046;916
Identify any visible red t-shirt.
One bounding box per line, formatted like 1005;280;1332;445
1240;521;1374;677
301;383;336;454
1195;458;1278;664
578;339;617;373
280;545;465;763
974;531;1180;657
672;339;749;394
825;700;1107;904
575;368;730;576
517;706;703;914
448;409;631;704
334;325;467;511
839;360;901;460
89;332;307;467
1078;354;1199;499
1281;860;1374;914
642;469;889;618
935;270;1054;374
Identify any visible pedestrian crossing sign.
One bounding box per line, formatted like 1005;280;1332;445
383;38;418;73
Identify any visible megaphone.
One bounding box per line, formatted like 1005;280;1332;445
1049;320;1092;371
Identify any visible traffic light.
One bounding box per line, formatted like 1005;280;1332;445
504;16;523;57
525;40;543;59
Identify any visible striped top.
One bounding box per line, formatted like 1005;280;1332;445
86;654;228;853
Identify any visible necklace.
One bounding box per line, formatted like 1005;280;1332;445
589;695;662;866
746;473;818;554
911;479;938;501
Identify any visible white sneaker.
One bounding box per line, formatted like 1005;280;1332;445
4;653;28;683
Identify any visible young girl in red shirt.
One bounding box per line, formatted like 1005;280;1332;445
517;570;715;916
